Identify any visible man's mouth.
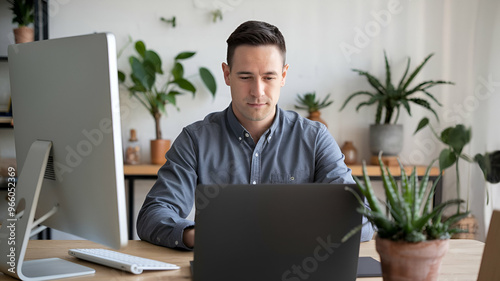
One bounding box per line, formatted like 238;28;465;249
247;102;267;108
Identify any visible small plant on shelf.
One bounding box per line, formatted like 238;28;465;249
7;0;34;27
294;92;333;127
295;92;333;114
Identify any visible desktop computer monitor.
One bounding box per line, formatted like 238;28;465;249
0;33;128;280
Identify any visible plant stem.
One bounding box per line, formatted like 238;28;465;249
456;161;461;214
154;112;162;140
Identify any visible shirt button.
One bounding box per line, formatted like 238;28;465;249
175;241;179;245
252;181;256;184
268;136;271;141
290;177;295;181
238;137;242;141
255;153;259;157
245;133;250;138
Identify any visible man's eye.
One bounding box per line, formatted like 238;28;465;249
240;76;251;80
265;77;276;80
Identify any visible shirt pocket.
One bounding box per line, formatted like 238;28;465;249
270;169;311;184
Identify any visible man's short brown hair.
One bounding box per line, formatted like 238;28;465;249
226;20;286;68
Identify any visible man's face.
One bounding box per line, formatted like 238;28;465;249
222;45;289;127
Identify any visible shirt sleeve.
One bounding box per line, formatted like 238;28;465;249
314;125;375;242
136;128;197;250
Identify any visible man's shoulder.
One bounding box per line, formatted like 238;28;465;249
279;107;325;132
184;108;227;132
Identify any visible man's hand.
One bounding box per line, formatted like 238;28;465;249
183;227;195;248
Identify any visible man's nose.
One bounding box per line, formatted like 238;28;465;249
250;79;265;97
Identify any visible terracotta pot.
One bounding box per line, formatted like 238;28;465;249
150;139;171;165
341;141;358;164
375;236;449;281
13;27;34;44
307;111;327;127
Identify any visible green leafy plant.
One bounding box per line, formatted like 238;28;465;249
342;154;469;243
295;92;333;113
339;51;454;124
118;40;217;140
414;117;500;210
7;0;34;27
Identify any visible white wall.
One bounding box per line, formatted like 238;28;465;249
47;0;466;163
2;0;499;239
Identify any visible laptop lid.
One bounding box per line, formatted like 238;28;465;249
193;183;363;281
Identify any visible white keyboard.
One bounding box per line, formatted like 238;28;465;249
68;248;180;274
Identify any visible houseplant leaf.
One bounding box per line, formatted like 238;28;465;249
199;67;217;96
170;78;196;94
414;117;429;134
401;53;434;91
439;148;457;171
117;70;126;83
175;51;196;60
135;41;146;58
144;50;163;74
171;62;184;80
475;151;500;184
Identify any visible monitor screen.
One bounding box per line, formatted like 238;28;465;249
0;33;127;280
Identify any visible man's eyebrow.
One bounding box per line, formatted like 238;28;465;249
236;71;253;75
235;71;278;76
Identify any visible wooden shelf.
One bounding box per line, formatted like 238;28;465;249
348;164;440;177
123;164;162;176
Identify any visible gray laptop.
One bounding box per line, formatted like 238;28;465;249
193;183;365;281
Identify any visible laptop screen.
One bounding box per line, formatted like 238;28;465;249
193;183;363;281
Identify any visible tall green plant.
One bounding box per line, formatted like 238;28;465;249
414;118;500;211
342;154;469;243
118;40;217;140
340;51;454;124
7;0;34;27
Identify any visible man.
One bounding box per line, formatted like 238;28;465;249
137;20;374;250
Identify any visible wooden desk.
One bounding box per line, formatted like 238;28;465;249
0;239;483;280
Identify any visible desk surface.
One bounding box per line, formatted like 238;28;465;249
124;164;441;177
0;239;483;280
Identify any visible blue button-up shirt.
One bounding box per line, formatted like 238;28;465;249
137;104;374;249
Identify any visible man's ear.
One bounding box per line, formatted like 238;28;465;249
281;64;289;87
222;62;231;86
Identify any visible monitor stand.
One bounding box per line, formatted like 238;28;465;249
0;140;95;280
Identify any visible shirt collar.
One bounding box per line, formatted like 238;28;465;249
226;103;280;142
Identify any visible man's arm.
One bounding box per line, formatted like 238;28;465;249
136;128;198;250
313;125;375;241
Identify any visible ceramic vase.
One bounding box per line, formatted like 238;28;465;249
341;141;358;165
307;111;327;127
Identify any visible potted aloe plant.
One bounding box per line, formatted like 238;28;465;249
7;0;34;43
343;154;469;281
118;40;216;164
294;92;333;127
414;118;500;238
339;51;454;162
